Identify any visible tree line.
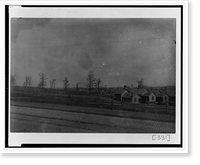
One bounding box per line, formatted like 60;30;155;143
11;70;145;92
10;70;103;93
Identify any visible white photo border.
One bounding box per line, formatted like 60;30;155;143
0;2;190;155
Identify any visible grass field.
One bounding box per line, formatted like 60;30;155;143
10;86;175;133
11;86;175;115
10;102;175;133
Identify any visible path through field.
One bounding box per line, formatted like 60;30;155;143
10;102;175;133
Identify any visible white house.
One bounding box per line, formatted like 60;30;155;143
149;92;157;103
142;90;158;103
114;88;128;101
121;92;141;104
132;93;140;104
122;92;132;102
156;92;169;104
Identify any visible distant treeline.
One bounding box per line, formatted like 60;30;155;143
10;70;175;94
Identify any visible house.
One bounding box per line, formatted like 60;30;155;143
142;92;156;103
122;92;132;102
167;91;175;105
114;88;128;101
156;92;168;104
156;91;175;105
127;89;147;104
121;92;140;104
114;87;175;105
131;93;140;104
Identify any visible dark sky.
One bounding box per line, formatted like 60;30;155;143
11;18;176;88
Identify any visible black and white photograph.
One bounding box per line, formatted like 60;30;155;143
2;3;189;152
10;17;176;134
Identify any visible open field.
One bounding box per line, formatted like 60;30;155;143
10;86;175;133
11;86;175;114
10;102;175;133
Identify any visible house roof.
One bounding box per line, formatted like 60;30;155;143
143;90;175;97
151;90;161;95
156;92;167;97
132;93;140;98
146;89;161;95
114;88;125;94
167;91;175;97
143;92;151;96
159;89;166;93
143;91;157;97
122;92;132;98
128;89;147;95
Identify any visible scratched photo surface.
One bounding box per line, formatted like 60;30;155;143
10;18;176;133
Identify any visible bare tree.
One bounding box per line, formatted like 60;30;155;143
37;73;47;89
86;70;96;93
50;80;52;88
63;77;69;90
76;82;82;91
50;78;56;89
95;78;102;93
10;75;16;86
137;78;144;89
23;76;32;87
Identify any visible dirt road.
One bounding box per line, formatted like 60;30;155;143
10;102;175;133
